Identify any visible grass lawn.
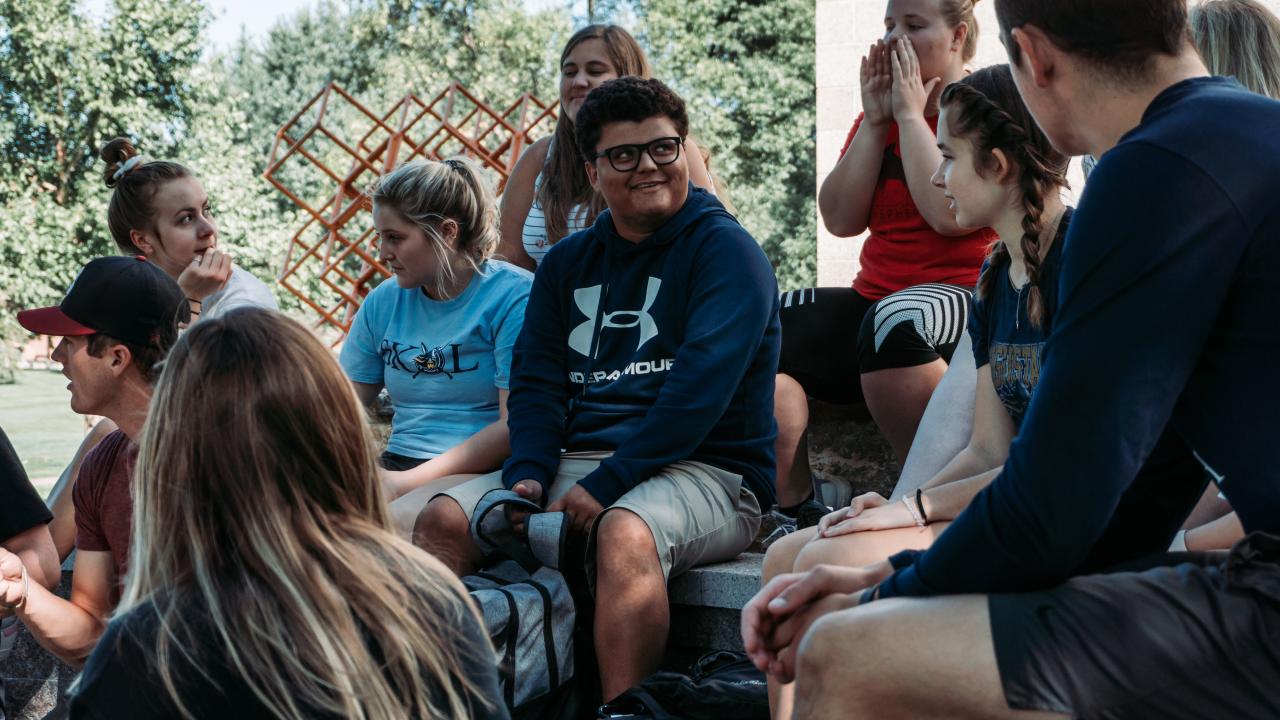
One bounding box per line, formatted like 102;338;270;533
0;369;86;499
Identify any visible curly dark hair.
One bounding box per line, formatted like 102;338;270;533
574;77;690;161
940;65;1069;328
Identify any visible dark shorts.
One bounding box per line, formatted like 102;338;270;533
989;533;1280;719
379;451;427;472
856;284;971;374
777;285;971;404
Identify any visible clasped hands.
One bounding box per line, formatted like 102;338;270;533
740;560;894;683
0;547;30;614
506;479;604;535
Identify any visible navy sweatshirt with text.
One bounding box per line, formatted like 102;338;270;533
501;185;780;509
874;77;1280;599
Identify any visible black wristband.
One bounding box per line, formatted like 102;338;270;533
915;488;929;524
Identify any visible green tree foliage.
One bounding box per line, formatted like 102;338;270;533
620;0;817;288
0;0;208;310
0;0;816;332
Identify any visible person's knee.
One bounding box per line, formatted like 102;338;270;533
796;610;882;706
413;496;468;546
763;526;817;581
594;510;660;578
793;533;883;572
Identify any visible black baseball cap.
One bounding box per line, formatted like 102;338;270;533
18;256;189;346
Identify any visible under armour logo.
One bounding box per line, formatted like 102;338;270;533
568;277;662;357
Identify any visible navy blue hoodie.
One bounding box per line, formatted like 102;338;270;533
502;185;780;509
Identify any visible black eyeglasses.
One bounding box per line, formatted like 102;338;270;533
593;136;684;172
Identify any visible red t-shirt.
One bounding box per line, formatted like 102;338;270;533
73;430;137;582
840;113;995;300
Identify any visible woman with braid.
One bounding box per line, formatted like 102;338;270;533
770;0;997;540
757;64;1070;719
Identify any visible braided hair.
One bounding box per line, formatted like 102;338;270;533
939;65;1069;328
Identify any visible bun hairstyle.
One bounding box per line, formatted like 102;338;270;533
100;137;192;255
941;0;982;62
370;157;500;298
939;65;1069;328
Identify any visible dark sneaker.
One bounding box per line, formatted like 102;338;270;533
760;499;831;550
793;498;831;531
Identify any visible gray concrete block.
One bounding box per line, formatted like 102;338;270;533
668;553;763;611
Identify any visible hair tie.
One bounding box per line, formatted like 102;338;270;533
444;158;463;171
112;156;145;181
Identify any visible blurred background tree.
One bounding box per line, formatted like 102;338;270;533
0;0;816;333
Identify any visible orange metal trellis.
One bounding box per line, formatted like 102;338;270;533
263;81;557;343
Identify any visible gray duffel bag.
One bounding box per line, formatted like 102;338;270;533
464;488;576;718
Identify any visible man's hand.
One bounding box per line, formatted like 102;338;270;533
0;548;29;614
741;562;893;677
547;485;605;534
816;491;889;537
177;248;233;302
506;480;544;535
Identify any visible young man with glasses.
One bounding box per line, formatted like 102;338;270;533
416;76;780;700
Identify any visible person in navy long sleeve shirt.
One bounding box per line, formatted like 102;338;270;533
741;3;1280;718
417;77;779;701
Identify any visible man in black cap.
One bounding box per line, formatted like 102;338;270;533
0;256;186;665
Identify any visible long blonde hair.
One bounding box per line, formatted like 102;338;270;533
371;157;500;298
122;308;491;720
1191;0;1280;99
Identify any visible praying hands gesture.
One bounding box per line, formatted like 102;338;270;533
740;560;895;682
860;40;895;127
891;37;942;122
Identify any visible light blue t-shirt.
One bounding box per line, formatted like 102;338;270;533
340;260;532;460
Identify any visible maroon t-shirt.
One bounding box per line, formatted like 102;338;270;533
73;430;137;582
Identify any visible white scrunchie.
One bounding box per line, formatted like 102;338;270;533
112;156;144;181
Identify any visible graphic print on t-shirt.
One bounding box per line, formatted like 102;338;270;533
379;339;479;380
568;277;663;357
988;341;1042;423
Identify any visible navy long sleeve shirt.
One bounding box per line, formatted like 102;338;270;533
502;185;780;509
877;77;1280;599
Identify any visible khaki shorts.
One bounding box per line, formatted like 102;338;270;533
438;451;762;584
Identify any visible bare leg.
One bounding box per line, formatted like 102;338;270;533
412;496;484;576
793;596;1066;719
1182;482;1230;529
861;360;948;466
46;417;118;561
762;527;819;720
794;522;950;573
593;509;668;700
388;474;477;541
890;337;976;501
774;373;813;507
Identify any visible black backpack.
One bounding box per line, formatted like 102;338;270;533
596;651;770;720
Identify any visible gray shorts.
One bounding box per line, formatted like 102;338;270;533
438;451;762;584
990;533;1280;719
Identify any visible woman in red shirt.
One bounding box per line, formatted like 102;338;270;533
772;0;994;536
